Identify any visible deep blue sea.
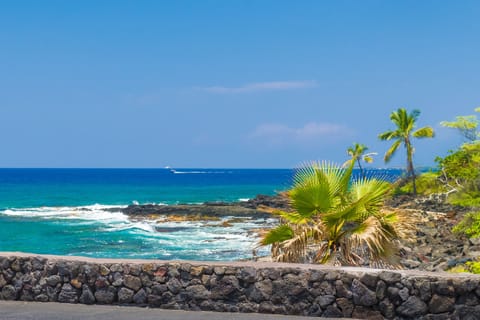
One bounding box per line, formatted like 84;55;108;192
0;168;403;261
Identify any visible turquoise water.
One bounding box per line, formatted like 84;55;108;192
0;168;403;261
0;168;293;208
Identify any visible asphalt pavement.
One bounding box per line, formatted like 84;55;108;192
0;301;354;320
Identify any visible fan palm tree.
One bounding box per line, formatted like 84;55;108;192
378;108;435;195
343;143;376;179
260;161;411;266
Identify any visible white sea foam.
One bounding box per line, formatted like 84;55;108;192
171;170;227;174
0;203;273;260
172;171;207;174
1;205;128;224
100;221;156;233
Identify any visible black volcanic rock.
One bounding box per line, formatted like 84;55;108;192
239;194;290;210
116;203;268;218
106;194;288;218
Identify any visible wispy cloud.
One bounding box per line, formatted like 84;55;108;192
249;122;353;147
200;80;317;94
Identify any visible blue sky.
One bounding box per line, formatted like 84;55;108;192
0;1;479;168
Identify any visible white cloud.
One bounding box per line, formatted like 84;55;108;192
201;80;317;94
249;122;352;147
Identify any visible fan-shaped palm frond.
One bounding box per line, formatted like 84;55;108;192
259;162;413;267
267;224;323;263
261;224;294;246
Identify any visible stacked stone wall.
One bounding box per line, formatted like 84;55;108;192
1;253;480;319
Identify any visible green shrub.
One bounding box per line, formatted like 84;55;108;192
436;142;480;182
395;171;445;195
467;261;480;274
453;211;480;238
434;141;480;207
449;190;480;207
448;265;470;273
449;261;480;274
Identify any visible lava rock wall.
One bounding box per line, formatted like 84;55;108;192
1;254;480;319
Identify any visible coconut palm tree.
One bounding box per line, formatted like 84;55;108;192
343;143;376;179
260;161;411;266
378;108;435;195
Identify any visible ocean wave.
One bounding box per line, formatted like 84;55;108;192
0;204;128;223
0;203;271;261
131;200;168;206
100;221;156;233
171;170;229;174
172;170;208;174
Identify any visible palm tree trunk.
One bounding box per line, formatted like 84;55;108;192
357;159;365;179
406;139;417;195
408;159;417;195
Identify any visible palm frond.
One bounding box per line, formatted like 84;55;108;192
322;161;350;198
277;210;311;224
325;159;354;200
322;178;390;227
413;126;435;138
378;130;399;141
390;109;403;128
410;109;421;121
384;139;402;163
261;224;294;245
342;158;354;168
379;208;418;240
270;225;323;262
290;179;332;217
363;155;374;163
258;161;416;267
348;216;393;260
350;179;392;215
291;161;347;216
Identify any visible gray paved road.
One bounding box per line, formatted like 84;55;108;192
0;301;354;320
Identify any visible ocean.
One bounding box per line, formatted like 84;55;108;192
0;168;403;261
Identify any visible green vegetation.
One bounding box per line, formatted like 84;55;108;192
260;106;479;270
449;260;480;274
395;171;445;195
395;109;479;250
453;211;480;238
429;109;480;268
378;108;435;195
437;109;480;207
260;160;412;266
343;143;375;179
440;107;480;142
435;141;480;207
398;108;480;204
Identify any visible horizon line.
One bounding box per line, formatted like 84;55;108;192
0;166;421;170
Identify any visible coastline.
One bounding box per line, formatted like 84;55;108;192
104;193;474;273
0;192;474;272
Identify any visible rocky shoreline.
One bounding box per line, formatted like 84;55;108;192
386;196;474;273
105;194;289;218
106;193;475;273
